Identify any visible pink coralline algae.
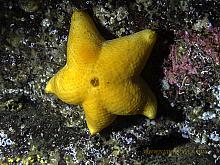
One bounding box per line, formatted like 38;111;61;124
163;27;219;87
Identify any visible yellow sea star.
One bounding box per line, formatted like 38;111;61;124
45;10;157;135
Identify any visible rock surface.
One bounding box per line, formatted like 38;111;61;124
0;0;219;164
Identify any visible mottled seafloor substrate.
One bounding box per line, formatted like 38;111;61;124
0;0;219;164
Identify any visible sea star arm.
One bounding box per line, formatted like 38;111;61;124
67;11;105;67
82;92;116;135
97;30;157;81
102;78;157;119
45;66;87;105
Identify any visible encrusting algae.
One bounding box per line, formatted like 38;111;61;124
45;10;157;135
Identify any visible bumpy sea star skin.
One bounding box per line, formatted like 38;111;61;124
45;10;157;135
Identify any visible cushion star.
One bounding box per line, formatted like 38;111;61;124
45;10;157;135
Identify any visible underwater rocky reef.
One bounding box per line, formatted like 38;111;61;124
0;0;219;164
